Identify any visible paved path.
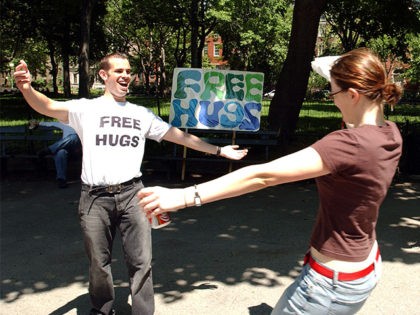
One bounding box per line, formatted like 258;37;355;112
1;175;419;315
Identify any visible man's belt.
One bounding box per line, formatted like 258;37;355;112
83;177;141;195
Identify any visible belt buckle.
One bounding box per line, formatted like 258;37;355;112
106;184;122;194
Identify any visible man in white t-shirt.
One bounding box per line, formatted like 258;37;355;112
14;52;248;315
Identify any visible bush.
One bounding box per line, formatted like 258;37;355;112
129;84;146;95
31;78;48;90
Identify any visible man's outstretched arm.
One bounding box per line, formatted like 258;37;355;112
162;126;248;160
14;60;69;122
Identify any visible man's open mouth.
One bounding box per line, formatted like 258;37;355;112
118;81;128;89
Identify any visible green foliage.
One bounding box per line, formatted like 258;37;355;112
367;33;420;100
316;20;344;56
325;0;420;54
215;0;292;89
2;95;417;132
367;35;403;79
1;0;107;95
403;34;420;84
2;0;419;106
129;84;147;95
15;39;50;77
0;0;41;72
306;72;329;98
201;54;216;69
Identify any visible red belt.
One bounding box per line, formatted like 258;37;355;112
304;249;380;282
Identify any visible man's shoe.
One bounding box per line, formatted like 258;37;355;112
57;178;68;188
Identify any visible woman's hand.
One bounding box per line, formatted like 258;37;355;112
137;186;186;218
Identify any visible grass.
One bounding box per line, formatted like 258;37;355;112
1;92;419;174
1;94;418;133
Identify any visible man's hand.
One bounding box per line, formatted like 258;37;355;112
13;60;32;91
220;145;248;160
12;59;69;122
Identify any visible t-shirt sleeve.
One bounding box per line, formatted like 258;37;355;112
144;109;172;142
311;130;359;174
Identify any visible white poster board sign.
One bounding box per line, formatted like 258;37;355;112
169;68;264;131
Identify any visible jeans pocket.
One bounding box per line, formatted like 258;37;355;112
333;272;377;305
78;189;96;217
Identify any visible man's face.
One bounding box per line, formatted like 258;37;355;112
100;57;131;101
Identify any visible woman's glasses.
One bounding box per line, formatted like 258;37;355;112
328;89;345;99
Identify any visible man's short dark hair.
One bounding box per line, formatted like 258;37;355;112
99;52;129;71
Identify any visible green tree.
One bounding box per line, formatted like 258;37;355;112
104;0;174;95
0;0;47;79
325;0;420;53
30;0;81;97
404;34;420;83
268;0;327;138
78;0;107;97
78;0;94;98
188;0;230;68
216;0;292;90
2;0;106;96
402;33;420;100
367;35;401;79
269;0;419;141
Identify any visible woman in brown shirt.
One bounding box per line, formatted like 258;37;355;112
138;48;403;315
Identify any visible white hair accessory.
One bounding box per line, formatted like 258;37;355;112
311;56;340;82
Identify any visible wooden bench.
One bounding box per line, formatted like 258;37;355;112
143;129;280;180
1;125;279;179
0;125;63;174
191;129;279;161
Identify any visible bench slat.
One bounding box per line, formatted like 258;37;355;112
145;129;280;179
1;125;65;174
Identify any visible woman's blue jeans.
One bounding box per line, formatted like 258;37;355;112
271;256;382;315
78;181;154;315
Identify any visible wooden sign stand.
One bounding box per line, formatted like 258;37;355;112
181;129;237;181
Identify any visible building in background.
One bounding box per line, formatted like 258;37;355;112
204;33;228;69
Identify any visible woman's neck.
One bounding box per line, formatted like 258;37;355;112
345;100;385;128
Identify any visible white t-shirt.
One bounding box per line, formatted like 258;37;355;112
66;96;171;185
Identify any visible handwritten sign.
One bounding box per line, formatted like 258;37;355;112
169;68;264;131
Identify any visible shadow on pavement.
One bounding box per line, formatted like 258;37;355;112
47;288;131;315
1;171;419;314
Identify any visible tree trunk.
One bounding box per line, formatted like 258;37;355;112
159;47;166;96
197;27;207;67
62;52;71;98
79;0;93;98
140;58;151;94
268;0;327;143
47;40;58;96
174;27;188;67
190;0;200;68
61;20;72;98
